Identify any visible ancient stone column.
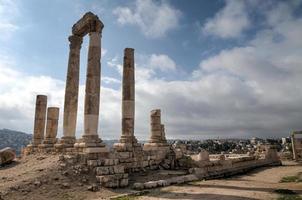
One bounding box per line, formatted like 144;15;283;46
42;107;59;146
161;124;167;143
80;30;104;148
291;131;298;160
119;48;137;144
149;109;162;143
32;95;47;146
59;35;83;147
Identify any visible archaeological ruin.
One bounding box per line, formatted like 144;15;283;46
291;131;302;161
23;12;282;189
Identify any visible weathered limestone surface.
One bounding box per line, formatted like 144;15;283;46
119;48;137;144
144;109;169;149
0;147;16;165
31;95;47;146
291;131;302;160
143;109;170;168
60;35;83;147
71;13;106;153
161;124;167;143
41;107;59;147
79;31;105;152
113;48;144;172
149;109;162;143
191;149;209;162
72;12;103;37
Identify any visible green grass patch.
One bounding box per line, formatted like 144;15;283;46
277;194;302;200
280;173;302;183
275;189;302;200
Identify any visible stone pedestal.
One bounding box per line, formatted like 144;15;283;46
39;107;59;149
28;95;47;147
148;109;162;143
197;149;209;161
144;109;169;152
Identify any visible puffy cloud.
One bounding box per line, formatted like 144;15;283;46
202;0;250;39
149;54;176;71
0;56;65;134
0;0;20;40
113;0;182;38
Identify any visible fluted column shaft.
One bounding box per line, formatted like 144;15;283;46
120;48;137;144
45;107;59;142
82;31;102;143
32;95;47;146
149;109;162;143
62;35;82;144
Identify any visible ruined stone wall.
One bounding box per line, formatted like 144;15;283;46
292;137;302;160
64;143;172;188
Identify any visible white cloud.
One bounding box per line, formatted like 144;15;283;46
101;48;107;57
0;0;20;40
149;54;176;71
113;0;182;38
202;0;250;39
0;57;65;134
102;76;120;84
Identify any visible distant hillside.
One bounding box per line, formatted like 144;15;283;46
0;128;32;155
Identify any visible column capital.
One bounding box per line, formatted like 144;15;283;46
88;20;104;33
68;35;83;49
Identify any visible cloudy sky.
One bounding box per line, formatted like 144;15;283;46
0;0;301;140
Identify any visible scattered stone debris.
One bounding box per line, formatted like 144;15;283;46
0;147;16;165
61;182;70;189
87;184;99;192
33;180;41;187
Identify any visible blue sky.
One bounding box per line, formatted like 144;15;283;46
0;0;236;82
0;0;302;140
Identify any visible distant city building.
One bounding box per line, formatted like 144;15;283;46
281;137;290;145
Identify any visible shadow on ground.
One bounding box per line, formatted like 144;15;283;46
0;161;19;170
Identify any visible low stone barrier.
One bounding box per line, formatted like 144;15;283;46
132;158;281;190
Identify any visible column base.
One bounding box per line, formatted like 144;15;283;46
55;136;76;149
119;135;138;144
74;135;108;154
29;139;43;147
148;135;164;143
42;138;57;145
143;142;170;151
113;142;142;152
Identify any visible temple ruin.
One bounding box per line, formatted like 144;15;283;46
291;131;302;160
24;12;282;189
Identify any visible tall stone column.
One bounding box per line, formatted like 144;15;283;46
32;95;47;146
58;35;82;147
149;109;162;143
291;132;297;160
161;124;167;143
42;107;59;147
119;48;137;144
77;31;105;151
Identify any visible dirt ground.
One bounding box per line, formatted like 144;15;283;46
137;161;302;200
0;155;301;200
0;154;131;200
